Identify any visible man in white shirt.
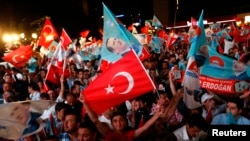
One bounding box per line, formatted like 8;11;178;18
28;82;41;101
173;113;208;141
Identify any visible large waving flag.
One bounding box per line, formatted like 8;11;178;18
101;3;142;63
2;45;33;68
182;10;206;109
82;50;156;115
37;17;58;49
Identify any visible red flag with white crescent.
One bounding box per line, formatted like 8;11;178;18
60;28;72;50
139;45;150;61
37;17;58;49
45;64;60;84
2;45;33;68
82;50;156;115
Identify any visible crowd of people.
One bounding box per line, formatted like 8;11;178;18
1;22;250;141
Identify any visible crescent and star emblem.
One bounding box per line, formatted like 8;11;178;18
12;55;19;63
43;25;53;35
105;71;134;95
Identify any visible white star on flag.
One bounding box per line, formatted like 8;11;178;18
105;84;114;94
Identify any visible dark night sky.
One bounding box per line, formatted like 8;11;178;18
0;0;250;38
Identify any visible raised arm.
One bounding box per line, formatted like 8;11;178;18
79;95;110;136
56;76;66;102
134;105;165;138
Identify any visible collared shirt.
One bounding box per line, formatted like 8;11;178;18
173;125;199;141
29;91;41;101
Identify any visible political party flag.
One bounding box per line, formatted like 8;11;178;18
210;23;221;33
152;15;163;28
182;10;206;109
2;45;33;68
82;50;155;115
0;100;52;140
37;17;58;49
200;46;250;81
101;3;142;63
27;57;37;73
187;10;207;60
149;36;164;54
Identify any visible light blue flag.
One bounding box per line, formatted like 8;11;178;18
152;15;163;28
187;10;207;60
182;10;207;109
28;57;37;73
216;29;232;40
79;50;93;61
210;37;219;50
101;3;142;63
149;36;164;54
200;46;250;80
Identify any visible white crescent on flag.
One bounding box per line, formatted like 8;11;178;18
12;55;19;63
112;71;134;94
43;25;54;34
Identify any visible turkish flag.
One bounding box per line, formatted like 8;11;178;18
60;28;72;50
158;29;168;41
99;59;112;73
139;45;150;61
2;45;33;68
82;50;156;115
80;29;90;38
37;17;58;49
45;64;60;84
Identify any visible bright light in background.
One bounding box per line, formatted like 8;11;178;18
245;16;250;23
20;33;25;39
2;33;20;43
186;20;208;26
31;33;37;39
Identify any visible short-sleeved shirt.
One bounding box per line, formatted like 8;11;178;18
105;130;135;141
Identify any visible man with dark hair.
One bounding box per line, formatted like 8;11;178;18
77;121;99;141
173;113;208;141
28;82;41;100
44;102;71;136
58;109;81;141
211;96;250;125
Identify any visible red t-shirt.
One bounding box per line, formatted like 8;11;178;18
105;130;135;141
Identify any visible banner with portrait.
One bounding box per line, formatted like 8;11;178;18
200;46;250;81
0;100;52;140
101;3;142;63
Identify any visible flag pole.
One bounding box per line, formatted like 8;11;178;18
174;0;179;27
154;88;160;99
